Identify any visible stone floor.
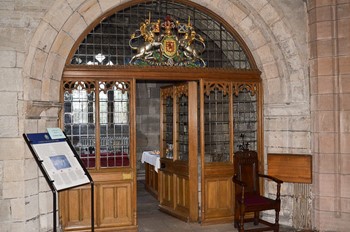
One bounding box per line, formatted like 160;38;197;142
137;181;300;232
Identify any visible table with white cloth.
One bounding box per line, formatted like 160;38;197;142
141;151;160;199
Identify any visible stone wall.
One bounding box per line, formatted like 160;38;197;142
309;1;350;231
0;0;348;231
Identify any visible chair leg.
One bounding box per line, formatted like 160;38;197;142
239;210;245;232
274;209;280;232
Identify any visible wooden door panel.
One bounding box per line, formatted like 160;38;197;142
175;175;189;213
159;171;174;208
99;182;133;226
60;185;94;229
205;178;233;215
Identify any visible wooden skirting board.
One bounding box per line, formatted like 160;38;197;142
267;154;312;184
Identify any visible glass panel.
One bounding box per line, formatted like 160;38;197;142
233;86;257;152
163;95;173;159
99;82;130;168
70;0;251;69
204;86;230;162
63;85;96;169
177;93;188;161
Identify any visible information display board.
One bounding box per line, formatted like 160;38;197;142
26;133;90;191
23;131;94;232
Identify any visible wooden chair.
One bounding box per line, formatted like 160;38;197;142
232;149;283;232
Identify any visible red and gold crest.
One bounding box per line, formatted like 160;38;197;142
161;35;178;58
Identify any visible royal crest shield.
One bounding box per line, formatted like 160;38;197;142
161;35;178;58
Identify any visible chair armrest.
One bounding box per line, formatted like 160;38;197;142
232;175;246;202
258;173;283;200
258;174;283;184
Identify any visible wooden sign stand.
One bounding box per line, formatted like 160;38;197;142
23;132;94;232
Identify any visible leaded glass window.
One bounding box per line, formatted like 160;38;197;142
70;0;251;69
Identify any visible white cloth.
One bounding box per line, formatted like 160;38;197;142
141;151;161;173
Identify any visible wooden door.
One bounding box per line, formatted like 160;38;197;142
59;79;137;231
199;80;234;224
158;82;198;222
199;80;262;224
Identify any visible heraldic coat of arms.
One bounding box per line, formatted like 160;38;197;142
129;15;206;67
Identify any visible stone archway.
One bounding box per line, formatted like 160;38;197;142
22;0;310;229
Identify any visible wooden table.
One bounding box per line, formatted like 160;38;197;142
141;151;160;199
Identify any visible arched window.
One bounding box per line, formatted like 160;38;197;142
69;0;253;69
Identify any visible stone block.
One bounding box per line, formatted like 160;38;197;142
11;198;25;220
25;194;39;220
315;5;333;22
246;0;269;11
39;191;52;214
340;75;350;93
341;133;350;153
3;181;24;199
62;11;87;41
339;171;350;197
30;22;58;54
0;68;22;92
0;28;31;52
319;173;336;196
39;213;54;232
291;131;311;149
4;160;24;182
318;153;337;173
50;30;74;58
318;111;335;132
225;1;248;24
316;39;333;57
0;51;16;68
43;52;66;82
239;16;256;35
0;92;18;116
248;29;268;50
24;215;40;232
338;18;350;37
256;44;275;64
317;75;335;94
16;51;25;68
260;3;281;26
318;132;335;154
338;37;350;56
340;111;350;132
24;78;42;101
67;0;85;10
317;57;335;76
339;56;350;74
0;138;25;160
317;94;335;111
337;3;350;20
25;179;38;197
43;0;73;31
316;21;333;40
0;199;11;221
0;116;19;137
271;20;291;42
24;158;38;180
99;0;122;12
262;62;279;79
77;0;102;26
